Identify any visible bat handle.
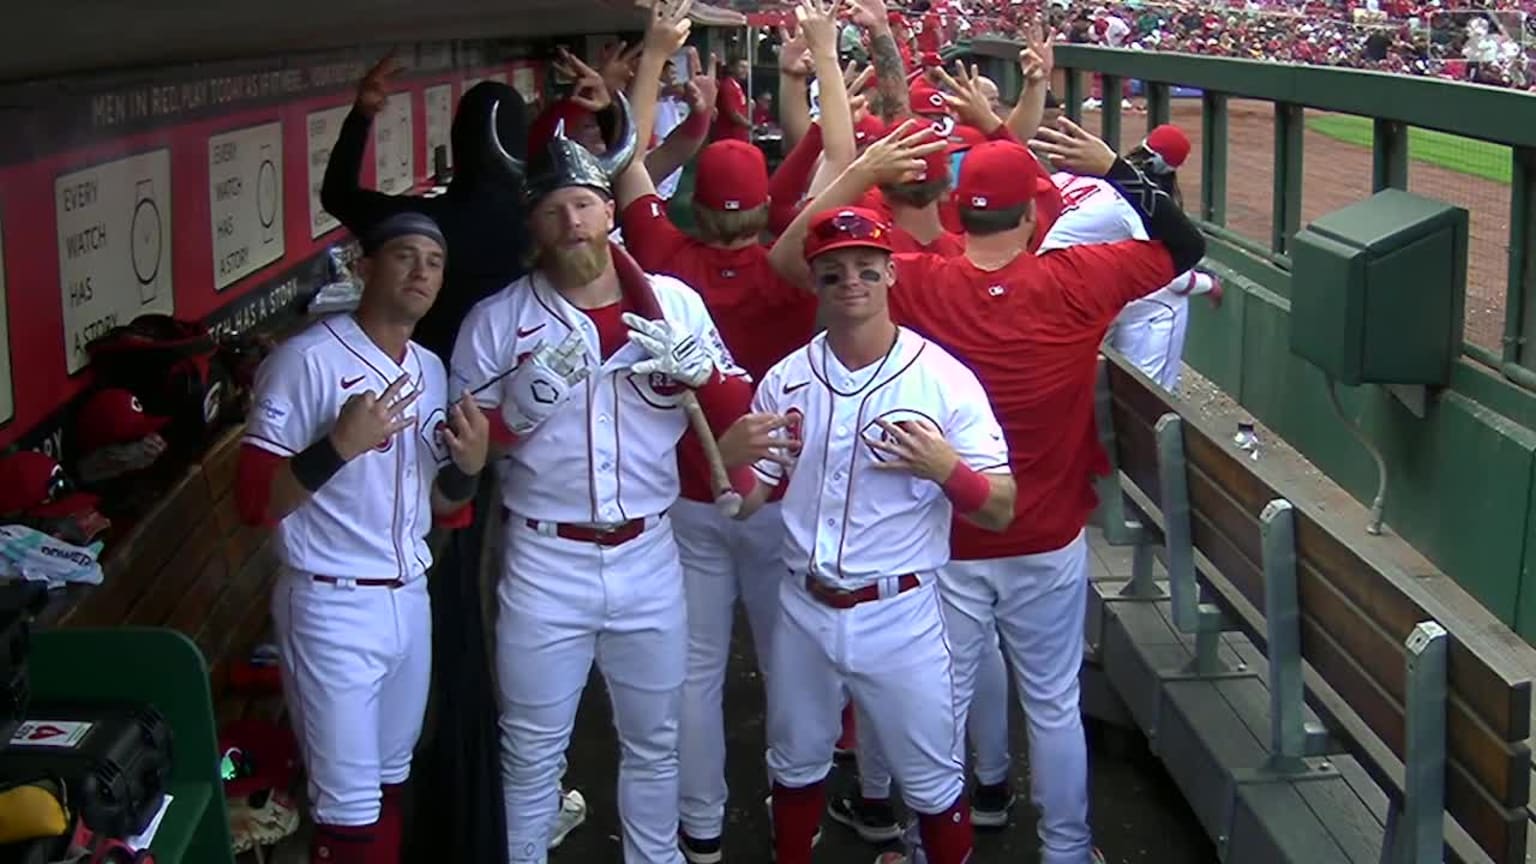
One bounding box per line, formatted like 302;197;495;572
680;390;740;517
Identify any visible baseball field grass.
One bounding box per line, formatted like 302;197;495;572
1305;113;1512;184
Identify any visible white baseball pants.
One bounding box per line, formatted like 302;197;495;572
939;531;1093;864
495;515;687;864
855;620;1012;798
766;577;965;815
271;568;432;826
673;498;785;840
1108;293;1189;392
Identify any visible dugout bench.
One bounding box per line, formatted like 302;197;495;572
1085;350;1533;863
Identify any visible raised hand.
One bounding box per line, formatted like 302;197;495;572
795;0;842;59
853;118;949;185
931;60;1000;130
778;24;814;78
331;374;420;460
356;52;402;118
719;413;802;469
597;40;645;95
1019;18;1055;84
501;332;590;435
622;313;715;388
1031;116;1118;177
554;47;613;113
643;0;695;61
866;418;959;483
440;393;490;475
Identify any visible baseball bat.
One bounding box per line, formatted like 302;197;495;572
612;246;743;517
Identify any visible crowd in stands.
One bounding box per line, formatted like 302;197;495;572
796;0;1536;91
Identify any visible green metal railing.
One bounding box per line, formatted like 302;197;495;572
964;39;1536;390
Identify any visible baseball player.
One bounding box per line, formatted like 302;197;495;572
612;6;823;859
733;203;1016;864
771;120;1207;864
1039;125;1220;391
449;96;760;864
235;212;490;864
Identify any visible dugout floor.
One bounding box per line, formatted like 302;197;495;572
262;525;1216;864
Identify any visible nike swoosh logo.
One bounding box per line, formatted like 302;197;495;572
517;324;546;338
341;375;365;389
783;381;810;394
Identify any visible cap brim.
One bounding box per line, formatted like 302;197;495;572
28;492;102;521
808;238;895;260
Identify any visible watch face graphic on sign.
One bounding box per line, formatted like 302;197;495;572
257;143;278;245
131;178;162;303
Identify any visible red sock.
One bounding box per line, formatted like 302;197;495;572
378;783;406;862
837;702;857;750
771;780;826;864
311;823;380;864
917;796;974;864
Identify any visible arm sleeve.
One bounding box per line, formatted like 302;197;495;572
768;123;825;235
234;445;285;527
1102;156;1207;274
748;375;787;485
945;365;1011;474
1043;240;1178;328
242;345;322;457
320;107;411;232
619;195;695;274
449;301;511;412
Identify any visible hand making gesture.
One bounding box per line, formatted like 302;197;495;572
867;419;960;484
355;52;403;118
778;24;815;78
719;413;802;470
1031;116;1118;177
795;0;843;60
930;60;1002;131
553;47;613;113
853;118;949;185
440;393;491;475
330;374;420;460
1019;18;1055;85
685;49;719;115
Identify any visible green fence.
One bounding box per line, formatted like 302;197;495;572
962;39;1536;640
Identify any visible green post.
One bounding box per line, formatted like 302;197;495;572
1509;148;1536;368
1201;92;1228;226
1372;118;1409;192
1146;82;1171;130
1272;102;1304;256
1102;74;1123;152
1064;69;1084;125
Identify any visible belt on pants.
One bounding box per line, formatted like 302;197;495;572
311;575;405;589
803;573;921;609
522;516;654;547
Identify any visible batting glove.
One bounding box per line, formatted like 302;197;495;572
501;332;590;435
622;312;715;388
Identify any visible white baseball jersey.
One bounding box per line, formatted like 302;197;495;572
243;314;449;581
751;327;1009;591
450;269;740;524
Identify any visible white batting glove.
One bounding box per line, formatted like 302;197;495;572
500;332;590;435
621;312;715;388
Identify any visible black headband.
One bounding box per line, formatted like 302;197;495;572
361;212;446;255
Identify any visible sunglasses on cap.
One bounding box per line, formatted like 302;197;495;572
812;210;889;244
46;465;73;504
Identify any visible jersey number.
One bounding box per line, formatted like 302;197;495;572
1057;181;1102;215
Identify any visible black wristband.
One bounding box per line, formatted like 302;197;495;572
291;437;347;493
437;463;479;502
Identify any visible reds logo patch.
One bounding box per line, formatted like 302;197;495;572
421;406;449;463
783;406;804;444
648;372;685;396
861;408;940;463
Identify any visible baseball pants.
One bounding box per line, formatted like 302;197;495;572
495;514;687;864
673;498;785;840
939;531;1093;864
855;623;1011;798
767;577;965;815
271;567;432;827
1109;294;1189;392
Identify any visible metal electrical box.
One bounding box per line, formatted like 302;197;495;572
1289;188;1468;387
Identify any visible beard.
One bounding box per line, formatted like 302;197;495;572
542;236;611;286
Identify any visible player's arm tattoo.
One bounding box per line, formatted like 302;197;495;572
868;33;910;121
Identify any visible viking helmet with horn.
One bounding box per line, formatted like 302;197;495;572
489;90;639;207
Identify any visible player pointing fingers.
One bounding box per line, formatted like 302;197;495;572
867;418;960;481
719;413;801;469
331;373;420;459
439;393;491;475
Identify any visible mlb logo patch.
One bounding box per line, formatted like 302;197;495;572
971;195;988;208
724;199;742;211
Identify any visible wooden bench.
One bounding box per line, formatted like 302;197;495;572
1094;350;1532;862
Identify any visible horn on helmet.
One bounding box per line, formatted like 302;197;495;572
594;90;639;180
488;99;526;184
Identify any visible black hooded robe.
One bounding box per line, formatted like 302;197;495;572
319;81;530;864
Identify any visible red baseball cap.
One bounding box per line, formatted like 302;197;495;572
76;388;170;453
909;81;951;117
853;114;887;149
693;140;769;212
528;98;595;155
1142;124;1191;171
948;124;988;154
0;451;101;521
874;120;950;186
803;207;895;261
955;141;1041;211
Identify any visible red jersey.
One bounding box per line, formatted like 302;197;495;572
890;241;1175;558
858;189;966;256
711;77;751;142
621;194;819;502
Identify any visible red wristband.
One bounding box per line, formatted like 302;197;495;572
941;461;991;514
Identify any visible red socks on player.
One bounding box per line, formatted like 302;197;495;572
771;780;827;864
310;784;405;864
917;795;975;864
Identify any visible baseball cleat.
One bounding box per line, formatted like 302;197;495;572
548;788;587;849
679;832;723;864
970;780;1016;829
827;794;903;843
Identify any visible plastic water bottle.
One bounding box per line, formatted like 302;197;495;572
1233;421;1260;461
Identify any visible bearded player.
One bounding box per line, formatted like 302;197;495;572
772;118;1207;864
236;213;489;864
449;94;765;864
